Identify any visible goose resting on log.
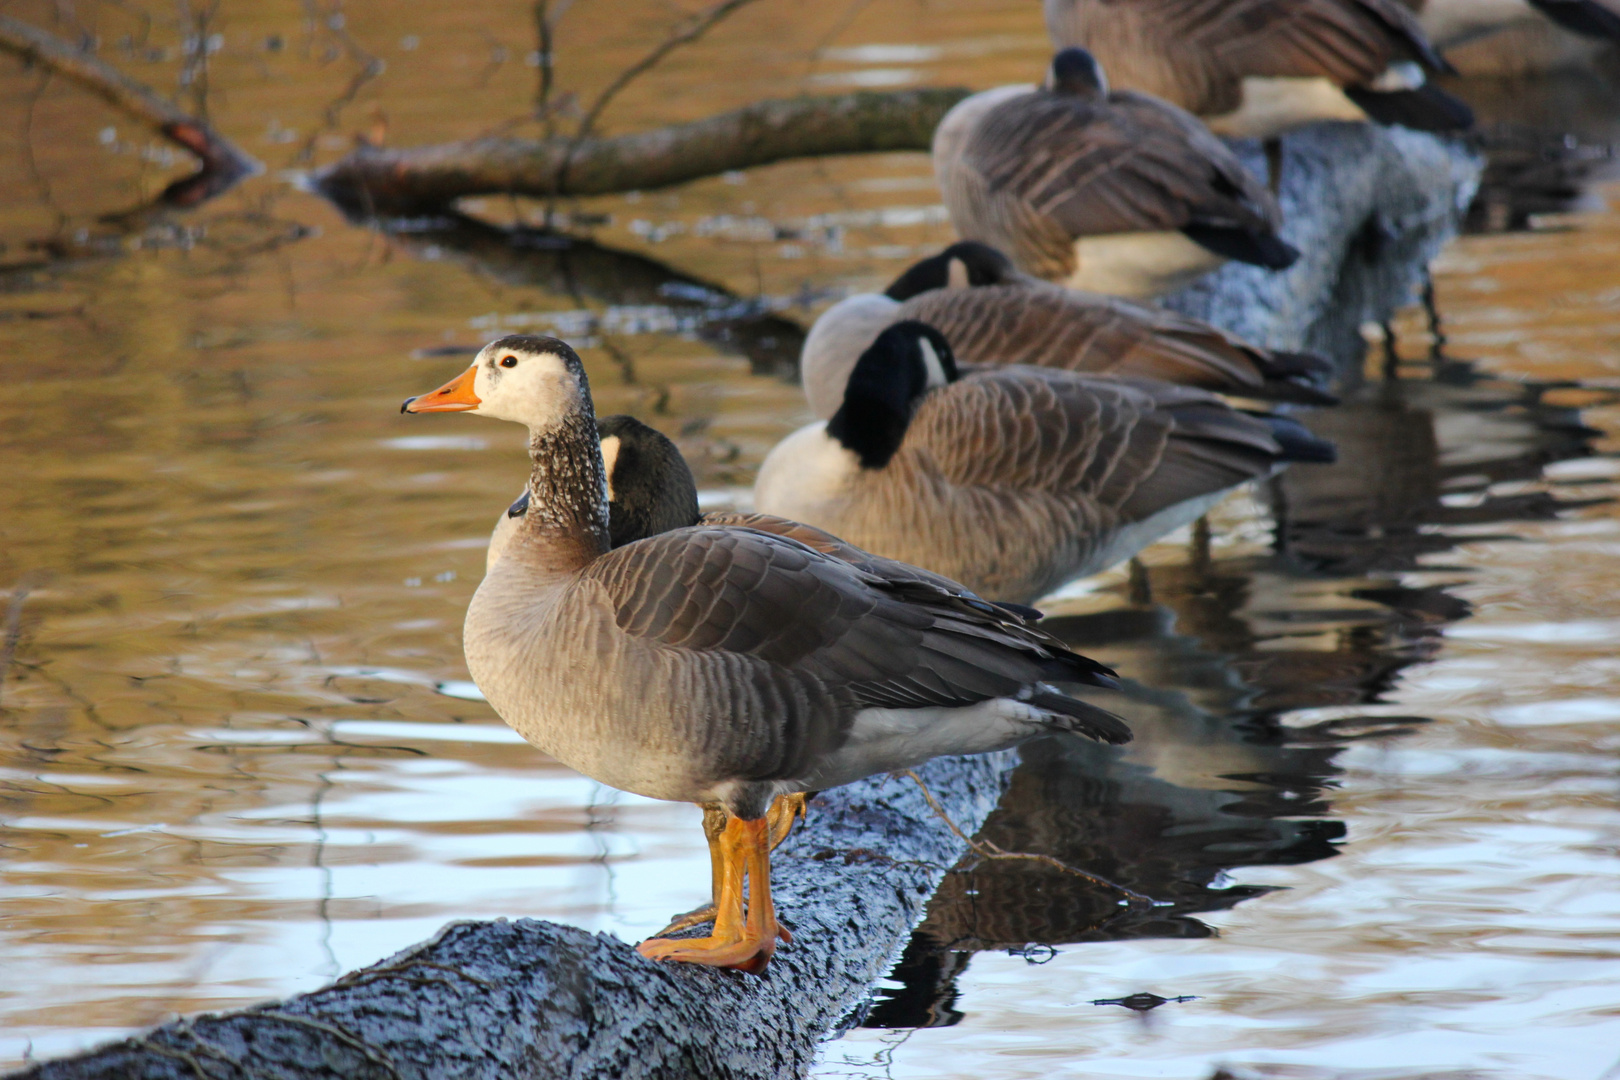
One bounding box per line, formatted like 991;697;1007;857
933;49;1300;298
401;334;1129;974
757;322;1336;605
798;241;1337;421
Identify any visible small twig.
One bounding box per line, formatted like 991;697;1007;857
900;770;1161;906
556;0;762;190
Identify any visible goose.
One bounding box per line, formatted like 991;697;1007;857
798;242;1336;421
403;334;1129;973
1413;0;1620;53
489;415;1040;611
755;322;1336;606
933;49;1299;298
1041;0;1475;139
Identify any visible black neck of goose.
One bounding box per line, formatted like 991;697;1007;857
514;412;611;569
1048;48;1107;99
826;323;955;470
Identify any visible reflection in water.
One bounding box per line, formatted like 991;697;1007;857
377;212;809;380
862;359;1605;1031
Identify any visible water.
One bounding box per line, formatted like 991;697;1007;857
1;3;1619;1076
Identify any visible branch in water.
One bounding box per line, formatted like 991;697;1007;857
313;86;969;216
0;13;258;207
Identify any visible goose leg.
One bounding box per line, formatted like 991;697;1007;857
651;805;727;937
637;809;784;973
1263;137;1284;195
653;795;804;940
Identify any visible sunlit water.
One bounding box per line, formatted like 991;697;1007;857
1;3;1619;1076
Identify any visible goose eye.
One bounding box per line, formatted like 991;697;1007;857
500;355;519;368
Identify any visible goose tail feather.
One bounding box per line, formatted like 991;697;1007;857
1345;85;1474;133
1029;690;1133;745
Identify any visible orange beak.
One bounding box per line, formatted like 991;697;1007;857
402;367;481;413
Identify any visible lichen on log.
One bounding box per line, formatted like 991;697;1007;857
312;88;971;217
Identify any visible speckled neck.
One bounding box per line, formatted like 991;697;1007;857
508;411;611;573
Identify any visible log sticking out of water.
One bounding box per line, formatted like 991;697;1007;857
1164;123;1482;373
312;88;970;217
0;15;258;207
7;752;1021;1080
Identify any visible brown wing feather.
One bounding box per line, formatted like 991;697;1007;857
963;89;1280;247
585;527;1108;718
899;282;1274;394
912;369;1286;517
1047;0;1444;115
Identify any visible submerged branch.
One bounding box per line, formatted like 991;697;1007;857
313;86;969;216
0;14;258;207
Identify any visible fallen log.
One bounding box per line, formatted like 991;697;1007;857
312;88;970;217
8;750;1040;1080
0;15;258;208
12;123;1486;1080
1163;123;1482;373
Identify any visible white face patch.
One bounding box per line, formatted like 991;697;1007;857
946;257;970;290
471;346;580;428
917;336;949;389
598;435;621;502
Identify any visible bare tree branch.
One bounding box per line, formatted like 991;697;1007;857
315;86;968;215
560;0;764;184
0;13;257;205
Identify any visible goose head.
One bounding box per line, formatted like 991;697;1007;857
596;415;701;547
402;334;594;433
1046;47;1108;100
827;321;957;470
884;241;1021;300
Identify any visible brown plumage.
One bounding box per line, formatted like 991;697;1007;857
890;245;1334;404
756;324;1334;604
409;335;1129;973
933;51;1296;296
1043;0;1472;135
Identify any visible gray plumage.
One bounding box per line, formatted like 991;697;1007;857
418;336;1127;832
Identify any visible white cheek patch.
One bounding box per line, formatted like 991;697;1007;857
917;337;949;388
598;435;621;502
1369;61;1425;92
946;258;970;290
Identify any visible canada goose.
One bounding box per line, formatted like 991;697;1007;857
1042;0;1475;138
933;49;1299;298
756;322;1336;605
1414;0;1620;51
404;334;1129;973
798;242;1335;420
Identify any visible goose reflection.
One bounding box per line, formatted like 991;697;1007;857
863;360;1604;1029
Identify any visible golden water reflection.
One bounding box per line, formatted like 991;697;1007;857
1;2;1619;1076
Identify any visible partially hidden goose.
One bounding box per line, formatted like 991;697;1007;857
798;241;1336;421
488;415;1041;611
934;49;1299;298
1411;0;1620;52
404;334;1129;973
1042;0;1476;138
755;322;1337;606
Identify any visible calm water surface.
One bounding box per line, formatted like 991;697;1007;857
1;3;1618;1076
